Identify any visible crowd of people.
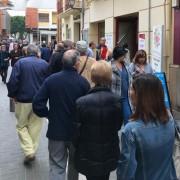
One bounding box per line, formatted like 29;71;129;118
0;37;178;180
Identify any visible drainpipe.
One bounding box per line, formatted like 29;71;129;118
81;0;85;40
164;0;167;72
148;0;151;61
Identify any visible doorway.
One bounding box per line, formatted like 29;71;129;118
174;9;180;65
98;21;105;40
74;22;80;42
116;13;139;60
41;34;48;44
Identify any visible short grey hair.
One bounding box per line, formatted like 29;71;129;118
27;44;39;56
63;50;80;68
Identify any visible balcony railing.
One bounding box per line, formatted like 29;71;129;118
65;0;82;10
57;0;82;14
57;0;63;14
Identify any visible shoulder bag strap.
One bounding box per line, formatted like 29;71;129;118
79;55;89;75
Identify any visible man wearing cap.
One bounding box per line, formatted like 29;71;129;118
76;40;96;87
111;46;132;125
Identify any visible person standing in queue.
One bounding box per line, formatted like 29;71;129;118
117;74;177;180
74;60;122;180
33;50;90;180
10;43;22;67
76;40;96;87
129;49;153;79
96;37;109;61
111;46;132;125
7;44;49;164
0;44;10;84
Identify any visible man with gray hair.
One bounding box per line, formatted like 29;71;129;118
7;44;49;164
76;40;96;86
33;49;90;180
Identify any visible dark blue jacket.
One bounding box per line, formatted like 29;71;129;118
41;47;51;62
33;68;90;141
7;56;49;103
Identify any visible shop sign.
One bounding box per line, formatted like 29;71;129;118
152;25;164;72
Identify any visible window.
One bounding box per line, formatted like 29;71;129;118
39;13;49;23
52;12;57;25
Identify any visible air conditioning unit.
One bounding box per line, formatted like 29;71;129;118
172;0;180;8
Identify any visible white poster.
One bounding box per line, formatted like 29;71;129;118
151;25;164;72
138;33;146;50
105;34;113;49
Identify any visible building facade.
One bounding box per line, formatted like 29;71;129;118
26;7;57;44
57;0;83;42
0;0;13;40
57;0;180;110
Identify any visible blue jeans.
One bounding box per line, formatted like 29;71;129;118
121;98;132;125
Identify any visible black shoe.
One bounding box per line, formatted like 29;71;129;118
24;154;35;165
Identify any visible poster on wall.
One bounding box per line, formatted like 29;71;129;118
138;33;146;50
83;29;89;43
151;25;164;72
105;34;113;49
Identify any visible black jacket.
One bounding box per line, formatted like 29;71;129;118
49;50;65;74
74;87;122;176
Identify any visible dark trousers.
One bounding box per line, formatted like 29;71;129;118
0;67;8;83
86;173;110;180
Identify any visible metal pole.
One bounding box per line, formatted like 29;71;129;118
81;0;85;40
148;0;151;60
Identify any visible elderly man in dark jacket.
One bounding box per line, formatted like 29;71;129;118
33;49;90;180
7;44;49;164
41;43;51;62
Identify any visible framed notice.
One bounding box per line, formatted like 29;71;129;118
138;33;146;50
154;72;171;109
105;34;113;49
152;25;164;72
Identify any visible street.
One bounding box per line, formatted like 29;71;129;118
0;70;116;180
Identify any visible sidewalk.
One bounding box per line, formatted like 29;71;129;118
0;80;116;180
173;110;180;121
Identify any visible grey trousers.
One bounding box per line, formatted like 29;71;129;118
48;140;79;180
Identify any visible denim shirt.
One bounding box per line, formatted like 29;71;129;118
117;118;177;180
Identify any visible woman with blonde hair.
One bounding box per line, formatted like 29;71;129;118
74;60;123;180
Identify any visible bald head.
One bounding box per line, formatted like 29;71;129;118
63;50;80;69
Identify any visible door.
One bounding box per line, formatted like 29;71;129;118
174;9;180;65
116;14;138;59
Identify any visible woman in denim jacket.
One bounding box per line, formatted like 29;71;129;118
117;74;177;180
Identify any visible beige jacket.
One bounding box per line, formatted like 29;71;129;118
79;56;96;87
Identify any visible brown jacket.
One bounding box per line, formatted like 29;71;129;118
79;56;96;87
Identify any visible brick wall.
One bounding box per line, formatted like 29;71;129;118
25;8;38;29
